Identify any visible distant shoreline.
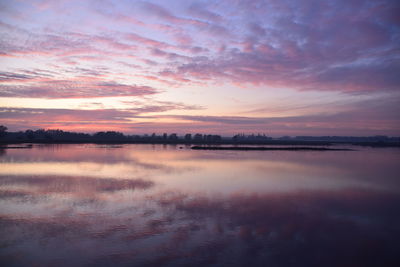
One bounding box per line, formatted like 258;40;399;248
0;144;356;151
1;128;399;147
191;146;355;151
0;140;399;148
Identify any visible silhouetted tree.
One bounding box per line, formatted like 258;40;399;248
194;134;203;142
93;131;125;141
0;125;7;138
184;134;192;142
169;133;178;141
25;129;35;140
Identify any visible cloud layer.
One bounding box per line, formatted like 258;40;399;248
0;0;399;134
1;92;399;135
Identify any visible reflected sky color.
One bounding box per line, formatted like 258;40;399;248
1;145;400;266
1;0;400;135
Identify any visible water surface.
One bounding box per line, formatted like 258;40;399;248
0;144;399;266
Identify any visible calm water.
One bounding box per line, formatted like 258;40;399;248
0;144;399;267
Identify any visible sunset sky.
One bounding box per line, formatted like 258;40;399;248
0;0;399;136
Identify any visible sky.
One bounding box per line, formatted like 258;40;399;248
0;0;399;136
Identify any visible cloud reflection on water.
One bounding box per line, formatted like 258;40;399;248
0;175;154;194
0;145;399;266
1;187;400;266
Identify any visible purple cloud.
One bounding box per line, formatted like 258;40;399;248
187;4;223;23
150;0;400;93
139;1;231;37
0;80;158;98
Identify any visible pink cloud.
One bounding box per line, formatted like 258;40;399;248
0;78;158;98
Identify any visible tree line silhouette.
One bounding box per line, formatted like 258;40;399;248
0;126;399;146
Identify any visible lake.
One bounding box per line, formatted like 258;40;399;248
0;144;399;266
